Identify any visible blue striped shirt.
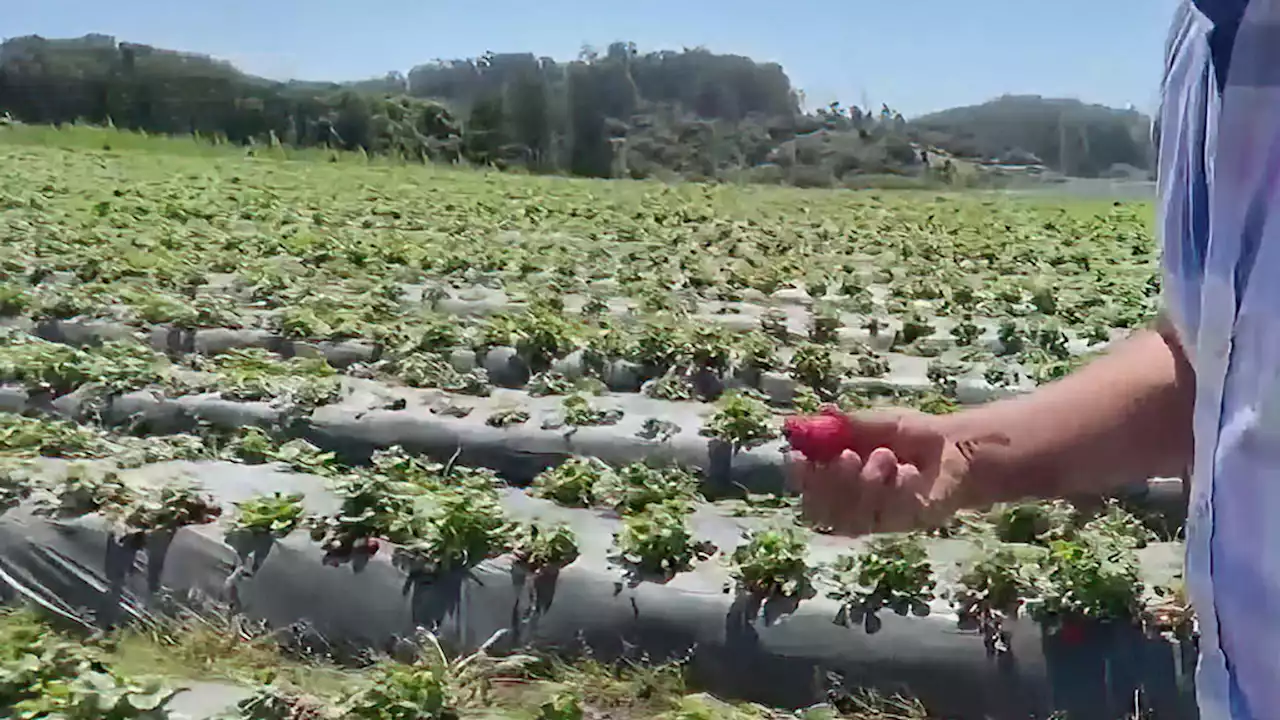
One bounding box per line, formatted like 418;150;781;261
1161;1;1280;717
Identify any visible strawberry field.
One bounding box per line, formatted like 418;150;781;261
0;133;1192;719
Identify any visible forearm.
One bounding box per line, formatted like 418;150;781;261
943;323;1195;508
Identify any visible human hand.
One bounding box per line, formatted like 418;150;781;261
789;407;1001;536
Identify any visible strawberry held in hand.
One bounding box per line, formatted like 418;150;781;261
783;406;857;463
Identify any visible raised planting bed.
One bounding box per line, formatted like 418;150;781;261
0;367;1188;531
0;458;1193;719
7;313;1093;408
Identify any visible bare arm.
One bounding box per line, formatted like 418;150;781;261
944;322;1195;508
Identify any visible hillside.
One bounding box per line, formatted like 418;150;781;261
0;35;1153;183
912;95;1153;178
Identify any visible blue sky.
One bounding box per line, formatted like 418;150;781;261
8;0;1178;117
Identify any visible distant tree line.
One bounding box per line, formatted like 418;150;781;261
0;34;1154;183
912;95;1154;178
0;34;463;162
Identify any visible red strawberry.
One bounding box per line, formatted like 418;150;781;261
1057;620;1086;646
783;407;855;463
364;538;381;554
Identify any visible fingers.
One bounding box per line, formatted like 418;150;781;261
862;447;899;484
860;447;897;531
792;446;938;536
876;462;931;533
795;450;863;531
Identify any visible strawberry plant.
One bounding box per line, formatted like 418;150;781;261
122;287;239;328
370;446;444;488
392;352;463;389
271;304;365;340
439;464;501;493
34;466;134;521
342;662;453;720
792;385;822;413
949;283;980;310
950;315;982;346
445;368;494;397
36;468;221;541
119;481;223;536
0;282;29;316
996;320;1025;355
537;691;585;720
560;394;622;427
1030;285;1057;315
636;417;682;441
717;490;797;519
926;360;968;397
370;446;496;493
410;313;464;352
1081;500;1155;549
269;438;340;475
682;324;734;371
531;457;612;508
898;312;935;346
528;371;575;397
988;501;1078;545
809;302;842;343
827;534;935;629
184;349;339;407
805;273;830;298
629;316;683;370
511;522;581;572
636;286;682;314
789;343;838;396
1028;532;1144;625
1030;321;1071;361
734;330;778;372
0;460;33;514
836;387;873;412
986;499;1151;549
726;525;812;598
852;353;889;379
486;407;530;428
596;463;699;515
223;427;337;474
30;284;109;321
580;294;610;318
903;277;944;301
582;319;631;367
395;486;512;576
1024;352;1083;384
983;361;1019;388
700;390;778;451
386;351;491;396
0;413;112;457
311;471;423;555
1083;323;1111;346
862;317;886;339
759;307;789;342
953;542;1043;654
0;334;164;396
612;500;708;577
643;368;697;401
232;492;308;538
912;391;959;415
232;685;335;720
506;309;583;371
